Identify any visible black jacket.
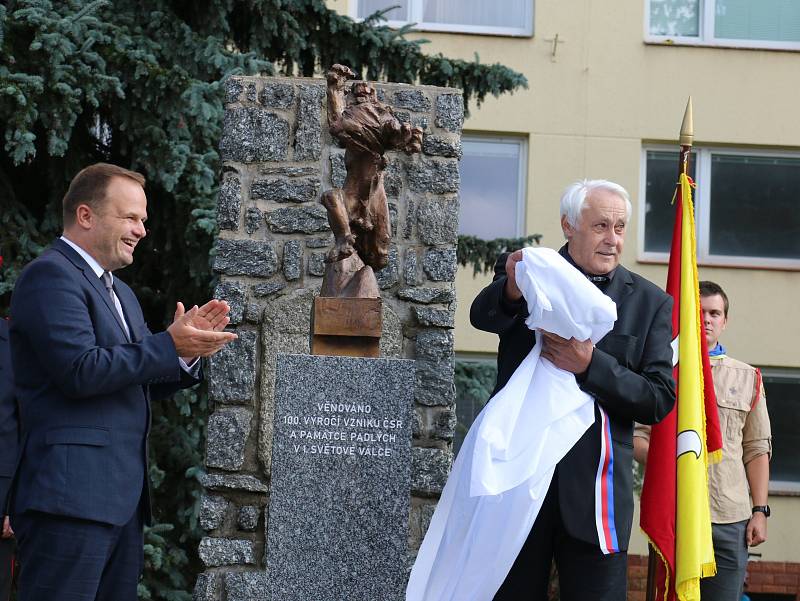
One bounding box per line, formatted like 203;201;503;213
0;319;18;514
470;249;675;551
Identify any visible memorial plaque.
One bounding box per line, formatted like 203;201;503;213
268;353;414;601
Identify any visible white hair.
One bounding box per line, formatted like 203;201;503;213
559;179;632;230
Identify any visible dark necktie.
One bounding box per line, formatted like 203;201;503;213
586;274;610;284
101;271;114;298
101;271;131;339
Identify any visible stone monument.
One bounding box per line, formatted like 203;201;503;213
194;70;462;601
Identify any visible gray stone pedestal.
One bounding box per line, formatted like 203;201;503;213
267;353;414;601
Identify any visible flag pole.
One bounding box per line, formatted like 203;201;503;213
679;97;694;179
645;96;693;601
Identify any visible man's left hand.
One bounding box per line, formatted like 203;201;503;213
747;513;767;547
539;330;593;374
192;299;232;332
174;299;232;363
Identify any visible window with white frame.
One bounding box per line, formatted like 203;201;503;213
639;146;800;268
646;0;800;50
762;371;800;493
353;0;533;37
458;136;527;240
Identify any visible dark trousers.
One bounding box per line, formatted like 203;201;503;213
12;508;143;601
0;536;14;601
494;474;628;601
700;520;749;601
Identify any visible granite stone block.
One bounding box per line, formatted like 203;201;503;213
407;158;459;194
237;505;259;531
260;82;295;109
200;473;269;494
375;244;399;289
217;176;241;230
282;241;302;281
330;152;346;188
413;306;455;328
423;248;457;282
307;251;326;277
403;196;416;239
225;572;270;601
252;281;286;297
415;329;455;406
220;108;289;163
258;290;317;473
206;407;252;470
245;206;262;234
294;84;325;161
433;408;456;441
246;83;257;103
305;236;333;248
199;494;229;531
213;240;278;277
411;446;452;496
207;331;257;403
225;78;244;105
435;93;464;132
250;178;320;203
417;197;459;245
393;89;431;112
198;537;256;567
193;571;221;601
265;205;330;233
384;158;402;197
267;354;414;601
213;280;245;326
412;409;422;439
397;286;454;304
260;165;318;177
422;134;462;159
419;503;436;539
244;303;263;324
404;248;421;285
389;201;398;238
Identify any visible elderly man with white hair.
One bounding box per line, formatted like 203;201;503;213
468;180;676;601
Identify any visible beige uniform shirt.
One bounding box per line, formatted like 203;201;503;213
635;355;772;524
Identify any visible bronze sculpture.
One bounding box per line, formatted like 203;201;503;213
320;64;423;298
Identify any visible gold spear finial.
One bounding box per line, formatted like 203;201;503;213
679;96;693;147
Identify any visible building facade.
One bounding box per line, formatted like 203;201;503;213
338;1;800;598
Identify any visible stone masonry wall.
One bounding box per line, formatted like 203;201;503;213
194;75;463;600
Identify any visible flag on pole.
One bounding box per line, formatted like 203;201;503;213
640;171;723;601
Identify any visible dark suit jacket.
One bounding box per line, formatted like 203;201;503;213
9;238;199;526
470;249;675;551
0;320;18;514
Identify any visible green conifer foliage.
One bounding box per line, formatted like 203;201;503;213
0;1;526;598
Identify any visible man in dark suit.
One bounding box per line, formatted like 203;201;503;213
9;163;237;601
471;180;675;601
0;316;18;600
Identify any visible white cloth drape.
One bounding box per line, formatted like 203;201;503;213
406;247;617;601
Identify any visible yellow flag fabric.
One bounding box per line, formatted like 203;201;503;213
674;172;716;601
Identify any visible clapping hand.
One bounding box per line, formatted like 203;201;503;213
167;300;237;361
189;299;232;333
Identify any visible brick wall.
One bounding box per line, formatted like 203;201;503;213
627;554;800;601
